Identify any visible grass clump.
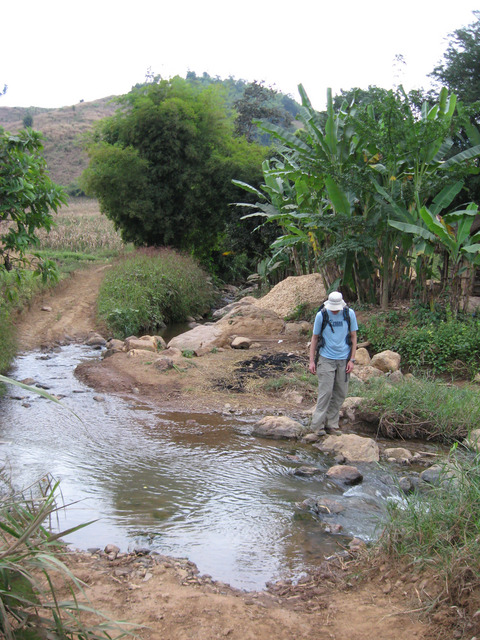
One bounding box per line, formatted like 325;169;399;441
98;248;218;338
0;473;129;639
357;377;480;442
378;450;480;623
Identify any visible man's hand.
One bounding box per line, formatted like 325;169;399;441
309;361;316;375
346;359;355;375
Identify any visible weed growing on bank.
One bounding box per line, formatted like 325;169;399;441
98;248;218;338
357;377;480;442
0;472;129;639
378;450;480;621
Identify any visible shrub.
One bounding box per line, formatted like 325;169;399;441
98;248;218;338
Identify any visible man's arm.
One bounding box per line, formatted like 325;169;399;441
309;334;319;374
346;330;357;374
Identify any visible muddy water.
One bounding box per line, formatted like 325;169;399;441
0;345;400;591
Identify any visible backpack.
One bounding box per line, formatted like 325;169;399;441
317;303;352;349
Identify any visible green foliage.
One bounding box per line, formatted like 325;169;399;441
430;11;480;105
360;311;480;377
0;127;66;284
0;472;127;639
81;77;267;277
97;248;217;338
22;112;33;128
359;377;480;441
380;449;480;611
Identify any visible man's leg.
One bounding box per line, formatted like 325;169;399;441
311;356;336;434
325;359;349;432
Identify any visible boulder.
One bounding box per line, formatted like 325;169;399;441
168;324;229;352
154;357;175;371
86;333;107;347
217;304;284;337
125;335;158;353
316;433;380;463
355;347;371;366
252;415;307;440
384;447;413;463
353;365;384;382
211;296;257;320
464;428;480;452
420;463;458;487
293;466;322;477
326;465;363;485
284;321;311;336
371;350;401;373
387;370;404;384
231;336;252;349
340;396;364;422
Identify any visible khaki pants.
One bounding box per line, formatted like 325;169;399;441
311;356;349;432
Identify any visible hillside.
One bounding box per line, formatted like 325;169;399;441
0;97;118;187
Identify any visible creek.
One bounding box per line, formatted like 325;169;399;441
0;344;411;591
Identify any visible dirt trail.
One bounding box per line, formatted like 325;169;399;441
12;266;444;639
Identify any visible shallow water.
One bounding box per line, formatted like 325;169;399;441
0;345;400;591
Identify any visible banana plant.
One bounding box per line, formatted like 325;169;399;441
390;195;480;313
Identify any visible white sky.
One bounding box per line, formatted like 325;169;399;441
1;1;478;111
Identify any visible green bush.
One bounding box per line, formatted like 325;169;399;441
359;311;480;377
98;248;218;338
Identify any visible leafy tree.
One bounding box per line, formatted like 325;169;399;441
81;77;267;276
233;81;294;142
430;11;480;105
0;127;65;287
22;111;33;128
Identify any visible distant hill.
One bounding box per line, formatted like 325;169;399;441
0;97;118;188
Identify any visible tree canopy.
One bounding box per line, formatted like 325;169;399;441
430;11;480;106
81;77;268;275
0;127;65;285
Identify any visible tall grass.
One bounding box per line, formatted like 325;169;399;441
378;451;480;619
0;473;129;639
98;248;218;338
357;377;480;442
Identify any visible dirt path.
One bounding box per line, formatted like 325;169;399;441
12;266;446;639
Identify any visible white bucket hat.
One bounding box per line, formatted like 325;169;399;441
324;291;346;311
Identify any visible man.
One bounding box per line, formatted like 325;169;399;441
308;291;358;435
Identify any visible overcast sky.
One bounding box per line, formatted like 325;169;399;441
1;1;478;111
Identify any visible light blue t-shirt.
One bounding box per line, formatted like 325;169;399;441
313;308;358;360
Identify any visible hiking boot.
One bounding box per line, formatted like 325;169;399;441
325;425;341;435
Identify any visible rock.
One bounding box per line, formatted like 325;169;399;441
293;466;322;477
420;463;458;487
340;396;364;422
297;497;345;514
93;395;105;402
252;415;307;439
104;544;120;559
125;335;158;353
86;333;107;347
282;390;304;405
284;321;311;336
106;338;125;352
353;365;384;382
371;350;401;373
326;464;363;485
20;378;35;386
464;428;480;451
349;537;367;551
154;357;175;371
231;336;252;349
41;306;52;312
168;324;229;352
316;434;380;463
218;304;285;338
387;370;404;384
302;433;320;444
153;335;167;350
384;447;413;462
211;296;257;320
355;347;371;366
